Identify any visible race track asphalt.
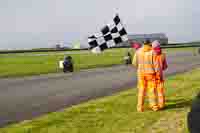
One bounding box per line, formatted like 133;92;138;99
0;52;200;127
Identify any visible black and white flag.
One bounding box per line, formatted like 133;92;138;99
88;15;128;53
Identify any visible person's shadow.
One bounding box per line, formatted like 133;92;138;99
163;98;192;110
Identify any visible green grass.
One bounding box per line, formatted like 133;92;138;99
0;48;129;78
0;47;198;78
163;47;197;52
1;68;200;133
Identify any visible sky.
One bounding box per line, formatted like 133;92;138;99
0;0;199;49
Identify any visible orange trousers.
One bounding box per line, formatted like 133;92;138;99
137;74;158;112
155;78;165;109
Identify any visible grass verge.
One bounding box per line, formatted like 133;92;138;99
1;68;200;133
0;48;128;78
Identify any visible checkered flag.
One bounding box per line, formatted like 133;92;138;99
88;15;128;53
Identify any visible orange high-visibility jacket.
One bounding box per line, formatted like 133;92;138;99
154;53;168;80
133;45;156;74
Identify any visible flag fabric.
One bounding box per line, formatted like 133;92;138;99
88;15;128;53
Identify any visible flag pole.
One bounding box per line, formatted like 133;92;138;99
115;7;119;16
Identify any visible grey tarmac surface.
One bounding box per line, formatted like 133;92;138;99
0;52;200;127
